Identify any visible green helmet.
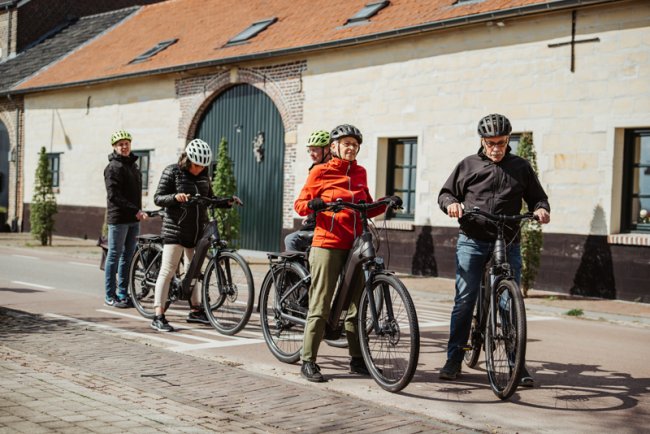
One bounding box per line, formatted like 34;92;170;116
110;129;132;145
306;130;330;148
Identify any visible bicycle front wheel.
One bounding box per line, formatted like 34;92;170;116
259;261;309;364
129;244;163;319
485;279;527;400
359;274;420;393
202;251;254;335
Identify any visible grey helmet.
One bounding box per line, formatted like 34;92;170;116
330;124;363;145
477;114;512;138
186;139;212;166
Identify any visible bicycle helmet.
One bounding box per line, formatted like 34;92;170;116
330;124;363;145
186;139;212;166
110;129;132;145
306;130;330;148
477;114;512;138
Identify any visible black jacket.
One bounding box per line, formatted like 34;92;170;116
154;164;230;247
104;152;142;224
438;147;550;242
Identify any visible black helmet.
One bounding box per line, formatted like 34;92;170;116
477;114;512;138
330;124;363;145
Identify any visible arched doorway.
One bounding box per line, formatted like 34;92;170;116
195;84;285;251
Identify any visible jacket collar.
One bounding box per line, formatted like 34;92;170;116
108;151;138;165
328;157;357;171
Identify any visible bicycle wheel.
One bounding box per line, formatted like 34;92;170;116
359;274;420;393
202;251;254;335
129;244;164;319
485;279;527;400
259;261;310;364
465;269;489;368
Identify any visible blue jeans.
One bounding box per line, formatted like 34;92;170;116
104;222;139;301
446;233;521;362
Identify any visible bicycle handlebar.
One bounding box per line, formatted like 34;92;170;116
464;207;538;223
324;197;399;213
144;209;165;218
186;194;244;207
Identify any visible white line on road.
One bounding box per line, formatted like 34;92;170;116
68;261;97;267
11;255;38;260
11;280;54;290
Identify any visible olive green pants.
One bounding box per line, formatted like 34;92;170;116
301;246;365;362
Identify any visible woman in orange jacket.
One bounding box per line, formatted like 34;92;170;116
294;124;399;383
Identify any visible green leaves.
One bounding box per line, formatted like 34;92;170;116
30;147;58;246
211;138;240;248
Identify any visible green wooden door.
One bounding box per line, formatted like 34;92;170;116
195;84;285;251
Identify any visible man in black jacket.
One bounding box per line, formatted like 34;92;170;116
437;114;551;386
104;130;146;308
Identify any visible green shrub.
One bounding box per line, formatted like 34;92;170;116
30;147;58;246
211;137;240;248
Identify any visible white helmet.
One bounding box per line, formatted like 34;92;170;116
186;139;212;166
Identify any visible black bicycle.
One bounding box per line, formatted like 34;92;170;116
128;196;254;335
259;198;420;393
462;208;537;400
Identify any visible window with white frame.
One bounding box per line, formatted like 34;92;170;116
47;153;61;188
386;137;417;219
622;129;650;233
132;150;150;192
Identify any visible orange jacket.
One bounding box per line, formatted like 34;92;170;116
294;158;386;250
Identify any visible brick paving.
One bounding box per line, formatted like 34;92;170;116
0;307;469;433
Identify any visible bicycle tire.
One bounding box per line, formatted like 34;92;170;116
465;268;489;368
202;251;254;335
129;243;170;319
485;279;527;400
259;261;310;364
359;274;420;393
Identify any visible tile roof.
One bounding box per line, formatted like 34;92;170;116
0;7;138;95
14;0;615;92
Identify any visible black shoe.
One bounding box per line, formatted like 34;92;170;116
187;310;210;325
151;315;174;332
439;359;462;380
349;357;371;376
301;361;324;383
520;367;534;388
114;297;133;309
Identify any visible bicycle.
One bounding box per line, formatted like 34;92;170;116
462;207;537;400
128;195;254;335
259;198;420;393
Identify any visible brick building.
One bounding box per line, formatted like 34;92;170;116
3;0;649;301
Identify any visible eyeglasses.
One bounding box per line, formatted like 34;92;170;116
338;141;360;151
483;139;508;148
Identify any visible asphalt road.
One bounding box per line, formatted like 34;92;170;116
1;245;649;433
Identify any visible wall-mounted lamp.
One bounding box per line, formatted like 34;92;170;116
9;147;16;163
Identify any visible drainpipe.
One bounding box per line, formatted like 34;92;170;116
6;93;20;231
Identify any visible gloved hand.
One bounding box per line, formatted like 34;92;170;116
389;195;403;208
308;197;327;212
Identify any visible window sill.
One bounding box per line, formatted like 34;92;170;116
371;219;414;231
607;233;650;247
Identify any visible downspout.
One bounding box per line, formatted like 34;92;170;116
14;97;19;231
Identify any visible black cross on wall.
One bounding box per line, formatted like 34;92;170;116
548;10;600;73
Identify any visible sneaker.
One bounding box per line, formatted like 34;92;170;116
187;310;210;325
520;367;534;388
301;361;325;383
439;359;462;380
114;298;133;309
150;315;174;332
349;357;371;376
104;297;117;307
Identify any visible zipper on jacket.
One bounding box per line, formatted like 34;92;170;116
347;162;357;237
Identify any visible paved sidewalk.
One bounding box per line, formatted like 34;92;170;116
0;307;467;433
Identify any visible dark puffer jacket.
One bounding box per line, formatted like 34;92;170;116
154;164;229;247
104;152;142;224
438;146;550;243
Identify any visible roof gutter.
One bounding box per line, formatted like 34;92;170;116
2;0;621;96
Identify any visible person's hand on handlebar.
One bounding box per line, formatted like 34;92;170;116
230;195;244;206
388;195;403;209
533;208;550;224
175;193;192;203
136;210;148;221
308;197;327;212
446;202;463;219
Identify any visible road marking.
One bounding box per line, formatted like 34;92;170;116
11;255;38;260
68;261;96;267
11;280;54;290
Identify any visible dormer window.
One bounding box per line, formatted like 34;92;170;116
130;38;178;64
225;18;277;46
346;1;390;25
